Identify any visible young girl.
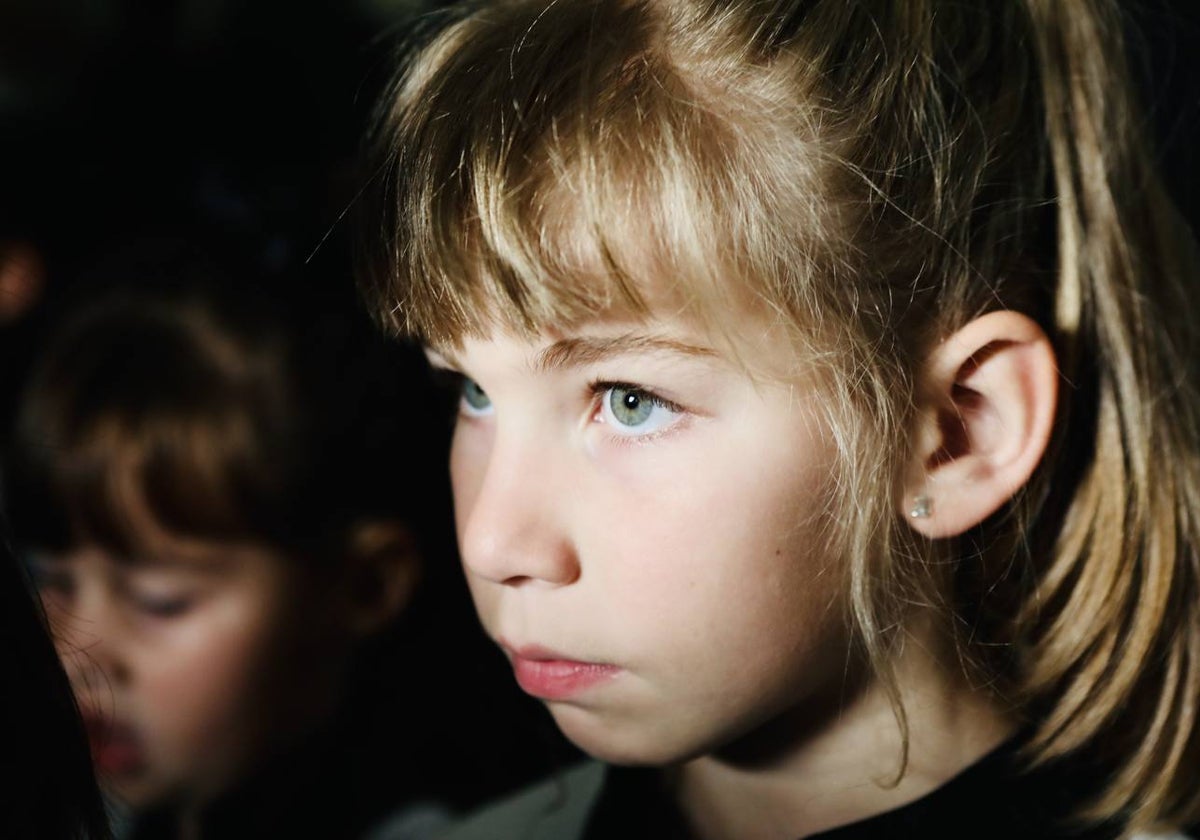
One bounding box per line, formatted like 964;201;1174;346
4;245;452;839
359;0;1200;837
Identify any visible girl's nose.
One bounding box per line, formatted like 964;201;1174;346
454;433;581;588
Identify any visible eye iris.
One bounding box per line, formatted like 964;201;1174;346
463;378;491;411
610;386;653;426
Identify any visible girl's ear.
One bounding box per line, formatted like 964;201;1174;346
901;311;1058;539
340;520;421;637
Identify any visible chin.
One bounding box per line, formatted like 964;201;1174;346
550;705;705;767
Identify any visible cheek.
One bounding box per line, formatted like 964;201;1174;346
136;595;293;770
449;423;488;536
595;426;845;670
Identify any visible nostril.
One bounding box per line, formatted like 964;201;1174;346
497;574;541;588
461;520;581;586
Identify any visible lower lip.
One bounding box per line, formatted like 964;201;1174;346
511;656;620;700
88;732;147;776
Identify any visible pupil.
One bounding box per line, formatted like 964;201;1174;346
623;392;640;410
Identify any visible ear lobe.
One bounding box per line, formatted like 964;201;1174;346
341;520;422;637
902;311;1058;539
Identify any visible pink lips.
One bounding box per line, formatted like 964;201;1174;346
504;643;620;700
83;715;147;777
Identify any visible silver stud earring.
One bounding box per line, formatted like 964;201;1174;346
910;494;933;519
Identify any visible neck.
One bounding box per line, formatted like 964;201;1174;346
672;627;1015;840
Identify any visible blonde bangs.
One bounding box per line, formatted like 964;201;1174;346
366;0;846;353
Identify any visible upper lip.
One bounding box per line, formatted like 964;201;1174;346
500;639;606;665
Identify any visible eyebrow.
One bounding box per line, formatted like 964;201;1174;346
425;333;717;374
532;334;716;373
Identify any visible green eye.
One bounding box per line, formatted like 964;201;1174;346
461;378;493;414
608;385;654;427
599;383;682;436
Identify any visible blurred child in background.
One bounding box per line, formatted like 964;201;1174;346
4;239;451;839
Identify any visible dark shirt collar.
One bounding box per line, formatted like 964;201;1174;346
585;737;1120;840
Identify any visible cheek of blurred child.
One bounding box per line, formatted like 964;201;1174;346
44;542;349;811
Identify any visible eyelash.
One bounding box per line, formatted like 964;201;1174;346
587;380;682;411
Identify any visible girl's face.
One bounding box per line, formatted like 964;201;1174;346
31;538;342;810
435;314;853;764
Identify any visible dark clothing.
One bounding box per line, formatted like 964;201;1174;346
585;737;1121;840
440;736;1127;840
125;719;449;840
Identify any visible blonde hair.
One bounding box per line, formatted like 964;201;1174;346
361;0;1200;832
